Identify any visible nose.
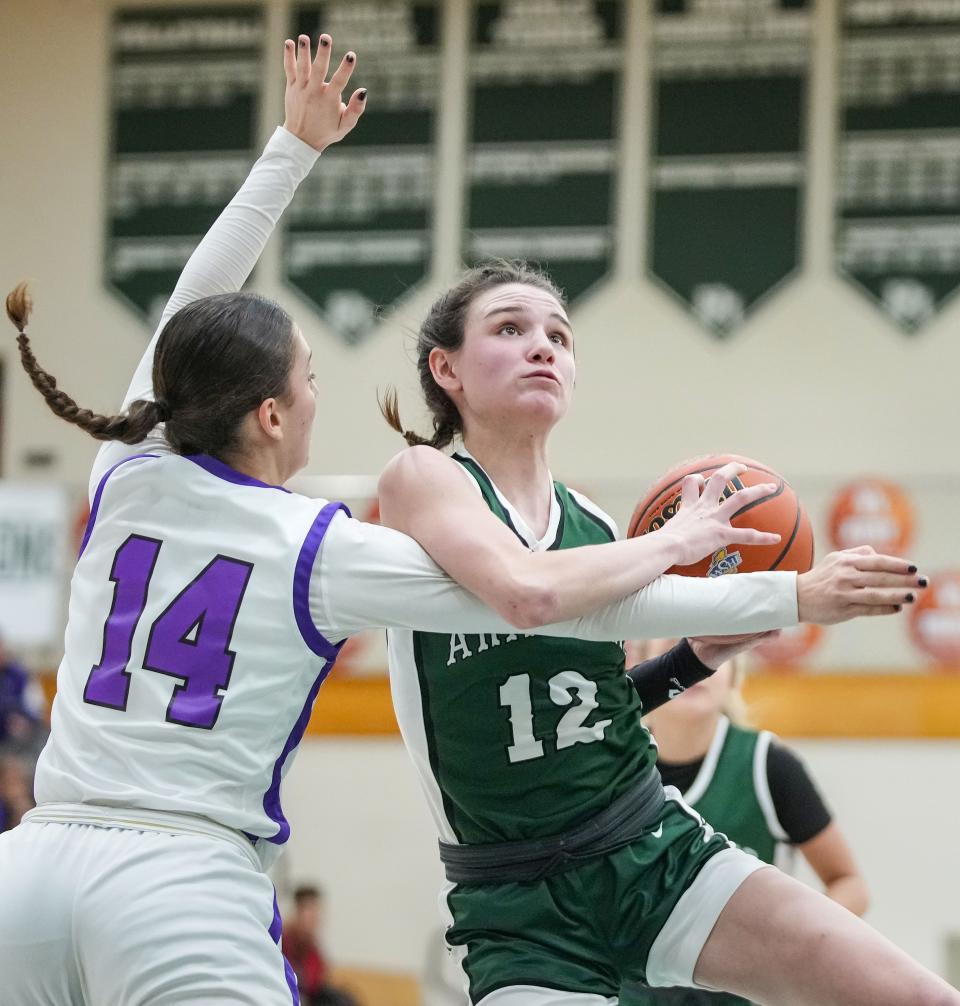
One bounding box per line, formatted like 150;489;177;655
528;328;555;363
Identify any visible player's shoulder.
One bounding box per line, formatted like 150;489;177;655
378;445;474;500
558;484;620;541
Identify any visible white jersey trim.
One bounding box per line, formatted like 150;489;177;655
682;715;730;806
753;730;789;842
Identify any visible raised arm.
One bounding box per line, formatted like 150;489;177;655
90;34;367;496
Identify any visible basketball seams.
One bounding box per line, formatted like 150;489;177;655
770;500;805;571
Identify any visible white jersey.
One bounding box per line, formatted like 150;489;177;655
36;452;344;864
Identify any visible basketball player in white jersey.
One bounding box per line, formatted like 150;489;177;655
0;35;926;1006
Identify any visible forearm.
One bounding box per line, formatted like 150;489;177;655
122;126;319;410
823;875;870;916
627;639;714;713
509;530;690;625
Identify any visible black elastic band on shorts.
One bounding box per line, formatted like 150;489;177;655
438;767;665;885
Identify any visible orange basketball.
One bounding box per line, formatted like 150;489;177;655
627;454;814;577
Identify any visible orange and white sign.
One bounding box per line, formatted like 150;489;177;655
753;623;824;666
827;478;914;555
908;571;960;665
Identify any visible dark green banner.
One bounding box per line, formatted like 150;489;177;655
648;0;810;337
284;2;441;345
837;0;960;331
465;2;623;303
106;6;263;327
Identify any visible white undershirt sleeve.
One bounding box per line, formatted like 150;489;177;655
89;127;320;500
311;512;799;642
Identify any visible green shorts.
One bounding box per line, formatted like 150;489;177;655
442;789;763;1004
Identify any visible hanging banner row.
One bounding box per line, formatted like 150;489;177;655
105;1;960;342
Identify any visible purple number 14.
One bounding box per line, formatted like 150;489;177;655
83;535;253;729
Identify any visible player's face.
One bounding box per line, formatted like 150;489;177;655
282;328;318;476
449;283;575;434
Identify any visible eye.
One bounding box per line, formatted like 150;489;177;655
550;332;568;346
498;323;520;336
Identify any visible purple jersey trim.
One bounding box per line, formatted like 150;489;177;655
269;890;301;1005
262;650;340;846
79;454;160;558
262;501;350;846
185;454;292;492
293;502;350;660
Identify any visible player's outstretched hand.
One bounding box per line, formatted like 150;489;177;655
796;545;926;624
659;462;782;567
282;34;367;152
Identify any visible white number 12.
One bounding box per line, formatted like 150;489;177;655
499;670;612;764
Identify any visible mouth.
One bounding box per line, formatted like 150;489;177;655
523;370;560;385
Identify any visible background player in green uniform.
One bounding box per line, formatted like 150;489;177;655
621;639;869;1006
377;263;954;1006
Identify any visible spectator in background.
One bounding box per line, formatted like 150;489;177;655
0;632;46;759
283;885;359;1006
0;758;33;834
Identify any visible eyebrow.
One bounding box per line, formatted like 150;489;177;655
483;305;572;329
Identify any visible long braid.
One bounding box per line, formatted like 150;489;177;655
6;283;163;444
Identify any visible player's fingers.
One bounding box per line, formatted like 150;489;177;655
329;50;357;92
852;571;925;590
719;481;777;515
338;88;368;133
680;474;704;509
283;39;297;85
704;462;746;500
851;587;918;607
849;552;922;577
313;33;332;80
727;528;781;547
844;604;903;618
296;34;312;83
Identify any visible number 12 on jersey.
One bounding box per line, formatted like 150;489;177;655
83;534;253;729
499;671;612;764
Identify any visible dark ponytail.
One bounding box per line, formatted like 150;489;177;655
6;283;164;444
381;260;565;451
6;285;297;459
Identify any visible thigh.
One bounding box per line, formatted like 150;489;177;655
694;866;959;1006
443;874;620;1004
610;791;759;989
0;822;85;1006
76;827;298;1006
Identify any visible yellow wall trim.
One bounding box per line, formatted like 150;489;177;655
305;672;960;739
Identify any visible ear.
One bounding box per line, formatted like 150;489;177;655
255;398;284;442
428;346;462;394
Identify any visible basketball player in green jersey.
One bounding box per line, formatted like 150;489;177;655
377;263;954;1006
620;639;868;1006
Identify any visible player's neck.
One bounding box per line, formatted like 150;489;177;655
222;448;287;489
461;428;553;539
648;714;720;765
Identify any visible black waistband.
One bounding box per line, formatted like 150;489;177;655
438;767;665;885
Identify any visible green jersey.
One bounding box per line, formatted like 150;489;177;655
387;451;658;844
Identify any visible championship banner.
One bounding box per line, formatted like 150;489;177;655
105;7;263;328
0;485;70;649
465;1;623;302
285;2;441;345
836;1;960;331
648;0;810;337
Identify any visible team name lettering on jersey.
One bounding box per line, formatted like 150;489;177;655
446;632;534;667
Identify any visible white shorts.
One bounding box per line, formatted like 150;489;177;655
0;809;298;1005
